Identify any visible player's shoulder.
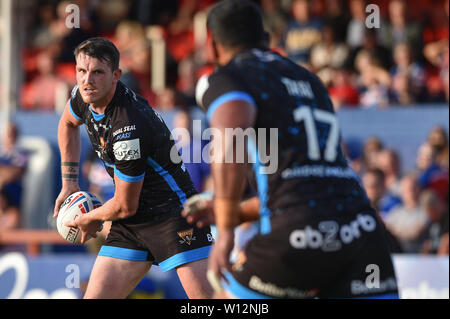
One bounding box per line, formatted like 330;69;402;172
111;83;166;136
68;84;88;120
195;66;253;114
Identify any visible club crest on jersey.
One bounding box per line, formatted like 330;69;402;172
178;228;196;245
100;137;107;150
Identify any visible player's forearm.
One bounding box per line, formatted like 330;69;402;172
85;196;136;222
211;160;247;230
58;119;81;186
238;196;260;223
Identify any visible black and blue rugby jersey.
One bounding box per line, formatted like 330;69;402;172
70;81;197;216
196;48;371;233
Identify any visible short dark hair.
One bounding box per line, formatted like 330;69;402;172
74;37;120;71
207;0;267;49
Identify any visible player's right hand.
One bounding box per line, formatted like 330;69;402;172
53;185;80;218
181;194;215;228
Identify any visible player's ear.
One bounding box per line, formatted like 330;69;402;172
210;37;219;64
113;68;122;83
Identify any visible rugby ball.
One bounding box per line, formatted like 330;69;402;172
57;191;103;244
184;192;214;215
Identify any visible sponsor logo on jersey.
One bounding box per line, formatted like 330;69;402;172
113;125;136;137
113;138;141;161
248;275;319;298
178;228;196;245
289;214;377;252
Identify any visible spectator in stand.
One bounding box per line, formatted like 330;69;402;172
390;42;426;103
21;50;69;111
283;0;323;66
165;0;196;63
384;173;429;253
427;126;449;170
310;23;349;86
328;67;360;110
346;0;369;49
422;0;449;45
362;168;402;219
30;3;58;49
416;142;449;202
355;50;391;108
361;136;384;172
114;21;156;106
347;28;392;72
424;38;449;103
52;0;92;63
177;57;197;102
419;190;449;254
389;70;416;105
0;123;28;229
380;0;423;59
172;110;212;193
114;20;146;71
323;0;349;44
377;149;403;197
261;0;289;49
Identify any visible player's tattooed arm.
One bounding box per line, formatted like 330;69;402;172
54;100;82;217
61;162;79;183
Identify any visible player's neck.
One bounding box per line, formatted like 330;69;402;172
217;45;247;66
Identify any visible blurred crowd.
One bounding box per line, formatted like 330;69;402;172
19;0;449;112
1;0;449;256
350;125;449;254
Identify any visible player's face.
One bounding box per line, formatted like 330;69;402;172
75;53;120;106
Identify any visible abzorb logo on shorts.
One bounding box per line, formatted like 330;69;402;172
113;139;141;161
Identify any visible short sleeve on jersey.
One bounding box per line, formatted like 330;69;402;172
111;122;148;183
195;71;256;122
69;85;85;122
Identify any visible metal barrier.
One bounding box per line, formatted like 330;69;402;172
0;230;71;255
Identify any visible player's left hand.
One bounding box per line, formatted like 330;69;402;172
207;228;234;293
65;214;102;244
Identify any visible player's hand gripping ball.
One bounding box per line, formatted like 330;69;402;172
56;191;103;244
184;192;214;215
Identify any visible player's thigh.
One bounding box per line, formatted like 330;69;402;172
84;255;152;299
176;258;213;299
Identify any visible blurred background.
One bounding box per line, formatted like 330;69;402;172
0;0;448;299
